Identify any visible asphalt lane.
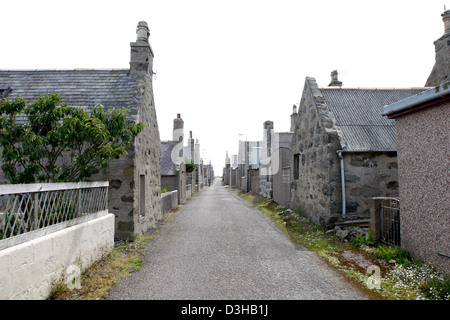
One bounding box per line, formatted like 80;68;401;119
105;178;368;300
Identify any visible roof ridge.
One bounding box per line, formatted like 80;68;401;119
320;87;429;90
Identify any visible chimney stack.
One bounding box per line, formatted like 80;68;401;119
290;105;298;132
442;10;450;34
425;10;450;86
328;70;343;87
130;21;154;78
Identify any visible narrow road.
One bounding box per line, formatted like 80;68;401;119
105;178;368;300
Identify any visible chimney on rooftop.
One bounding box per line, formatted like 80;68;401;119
173;113;184;142
442;10;450;34
425;10;450;86
290;105;298;132
328;70;343;87
130;21;154;78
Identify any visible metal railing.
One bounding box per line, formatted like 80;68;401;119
0;182;108;241
380;198;401;246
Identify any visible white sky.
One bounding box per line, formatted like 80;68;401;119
0;0;448;172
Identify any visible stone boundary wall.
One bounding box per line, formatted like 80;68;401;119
161;190;179;214
0;213;115;300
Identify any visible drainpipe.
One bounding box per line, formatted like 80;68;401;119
337;151;346;220
336;149;397;220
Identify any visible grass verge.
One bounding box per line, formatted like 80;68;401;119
235;189;449;300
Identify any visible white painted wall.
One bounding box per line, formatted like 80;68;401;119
0;213;114;300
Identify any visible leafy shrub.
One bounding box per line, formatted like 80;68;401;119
372;244;414;268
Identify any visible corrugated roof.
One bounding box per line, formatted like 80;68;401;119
0;69;137;110
320;88;427;151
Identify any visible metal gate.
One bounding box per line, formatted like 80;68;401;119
380;198;401;246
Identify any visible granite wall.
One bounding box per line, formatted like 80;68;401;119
290;78;399;230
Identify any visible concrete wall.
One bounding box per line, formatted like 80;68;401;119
161;190;179;215
395;102;449;275
0;213;115;300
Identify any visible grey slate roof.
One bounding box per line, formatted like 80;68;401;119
320;88;428;151
160;141;177;176
0;69;137;111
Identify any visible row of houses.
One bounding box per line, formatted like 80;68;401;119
160;113;214;205
223;10;449;275
0;21;213;242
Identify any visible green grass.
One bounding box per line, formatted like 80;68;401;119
48;234;154;300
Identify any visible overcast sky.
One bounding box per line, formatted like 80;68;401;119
0;0;448;172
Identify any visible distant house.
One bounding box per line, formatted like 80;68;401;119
382;82;450;275
0;21;162;240
160;114;186;204
259;118;293;208
290;76;426;230
201;162;215;187
236;139;261;193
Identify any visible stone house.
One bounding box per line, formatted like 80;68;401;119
290;76;426;230
425;9;450;86
0;21;161;240
160;114;187;204
382;82;450;275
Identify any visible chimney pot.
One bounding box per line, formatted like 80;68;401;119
130;21;153;78
136;21;150;42
328;70;343;87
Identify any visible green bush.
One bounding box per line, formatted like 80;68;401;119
350;235;376;247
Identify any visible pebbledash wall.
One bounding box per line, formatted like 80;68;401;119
0;213;115;299
383;83;450;275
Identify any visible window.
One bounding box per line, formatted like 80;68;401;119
293;154;300;180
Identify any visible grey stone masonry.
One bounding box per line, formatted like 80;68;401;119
426;10;450;86
290;77;425;230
